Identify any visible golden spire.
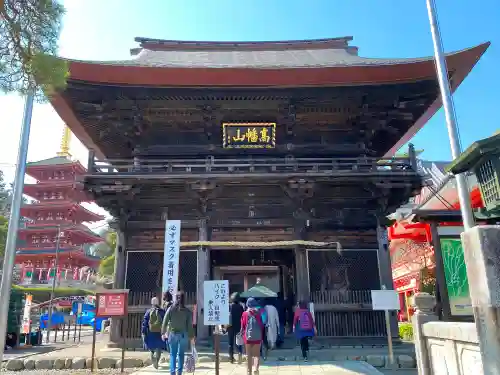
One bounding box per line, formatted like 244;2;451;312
56;126;72;158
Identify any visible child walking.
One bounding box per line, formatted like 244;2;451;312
293;301;317;361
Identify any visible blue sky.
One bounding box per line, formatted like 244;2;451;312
0;0;498;183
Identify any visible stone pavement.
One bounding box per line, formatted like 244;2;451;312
131;360;386;375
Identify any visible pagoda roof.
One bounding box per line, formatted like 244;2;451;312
26;156;87;177
27;156;74;167
21;202;105;221
23;181;90;201
15;247;101;265
19;224;103;242
50;37;489;159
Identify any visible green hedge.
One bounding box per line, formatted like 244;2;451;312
12;285;95;302
398;322;414;341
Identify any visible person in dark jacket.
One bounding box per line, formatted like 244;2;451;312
142;297;166;369
275;292;286;347
163;291;173;311
285;292;295;333
228;292;244;364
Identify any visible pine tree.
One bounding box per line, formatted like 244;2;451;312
0;0;68;97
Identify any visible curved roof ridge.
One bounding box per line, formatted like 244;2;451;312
133;36;354;52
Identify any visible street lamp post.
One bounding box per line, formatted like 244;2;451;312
425;0;475;229
46;225;62;343
0;92;34;363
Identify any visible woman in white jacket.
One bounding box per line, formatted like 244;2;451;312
264;301;280;349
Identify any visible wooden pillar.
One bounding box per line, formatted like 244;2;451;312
87;149;95;173
293;221;309;302
110;225;126;344
196;218;210;339
376;224;399;338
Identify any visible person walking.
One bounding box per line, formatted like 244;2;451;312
163;291;174;311
228;292;244;364
264;299;280;350
275;292;286;347
293;301;317;361
141;297;166;369
241;297;265;375
161;293;195;375
162;291;174;353
253;299;268;360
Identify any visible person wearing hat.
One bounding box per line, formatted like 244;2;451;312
241;297;265;375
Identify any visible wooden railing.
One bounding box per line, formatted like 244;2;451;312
125;291;197;339
310;290;387;337
128;291;196;307
88;155;417;176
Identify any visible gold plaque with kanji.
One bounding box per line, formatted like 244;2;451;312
222;123;276;149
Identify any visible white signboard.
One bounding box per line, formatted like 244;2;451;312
162;220;181;296
204;280;229;325
371;290;400;311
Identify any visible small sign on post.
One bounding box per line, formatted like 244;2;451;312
204;280;229;375
93;290;129;373
371;286;399;367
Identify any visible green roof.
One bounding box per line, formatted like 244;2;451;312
447;133;500;175
26;156;74;167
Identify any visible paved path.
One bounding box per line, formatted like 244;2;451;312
132;361;385;375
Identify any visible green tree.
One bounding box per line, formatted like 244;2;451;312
0;0;68;96
99;255;115;277
0;171;8;215
0;215;8;260
91;227;117;259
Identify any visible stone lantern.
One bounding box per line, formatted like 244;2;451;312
447;132;500;212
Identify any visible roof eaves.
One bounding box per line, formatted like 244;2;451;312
447;133;500;175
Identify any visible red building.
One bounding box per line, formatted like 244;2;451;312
16;154;104;285
388;169;484;320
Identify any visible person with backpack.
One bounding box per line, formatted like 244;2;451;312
293;301;317;361
161;293;195;375
141;297;166;369
255;299;268;360
240;297;265;375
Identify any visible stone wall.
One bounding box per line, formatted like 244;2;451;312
412;293;483;375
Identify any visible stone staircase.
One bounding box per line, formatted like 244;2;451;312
192;335;416;369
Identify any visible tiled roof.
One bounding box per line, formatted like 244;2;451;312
74;36;465;69
26;156;74;167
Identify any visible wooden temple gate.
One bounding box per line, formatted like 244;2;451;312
41;37;488;345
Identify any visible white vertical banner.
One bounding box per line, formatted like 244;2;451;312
162;220;181;296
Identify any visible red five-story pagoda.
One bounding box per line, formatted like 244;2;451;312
16;128;103;285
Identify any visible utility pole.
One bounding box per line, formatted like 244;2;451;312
46;225;62;343
425;0;474;229
0;92;34;362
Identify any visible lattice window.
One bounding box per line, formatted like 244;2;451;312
477;159;500;208
308;249;379;292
